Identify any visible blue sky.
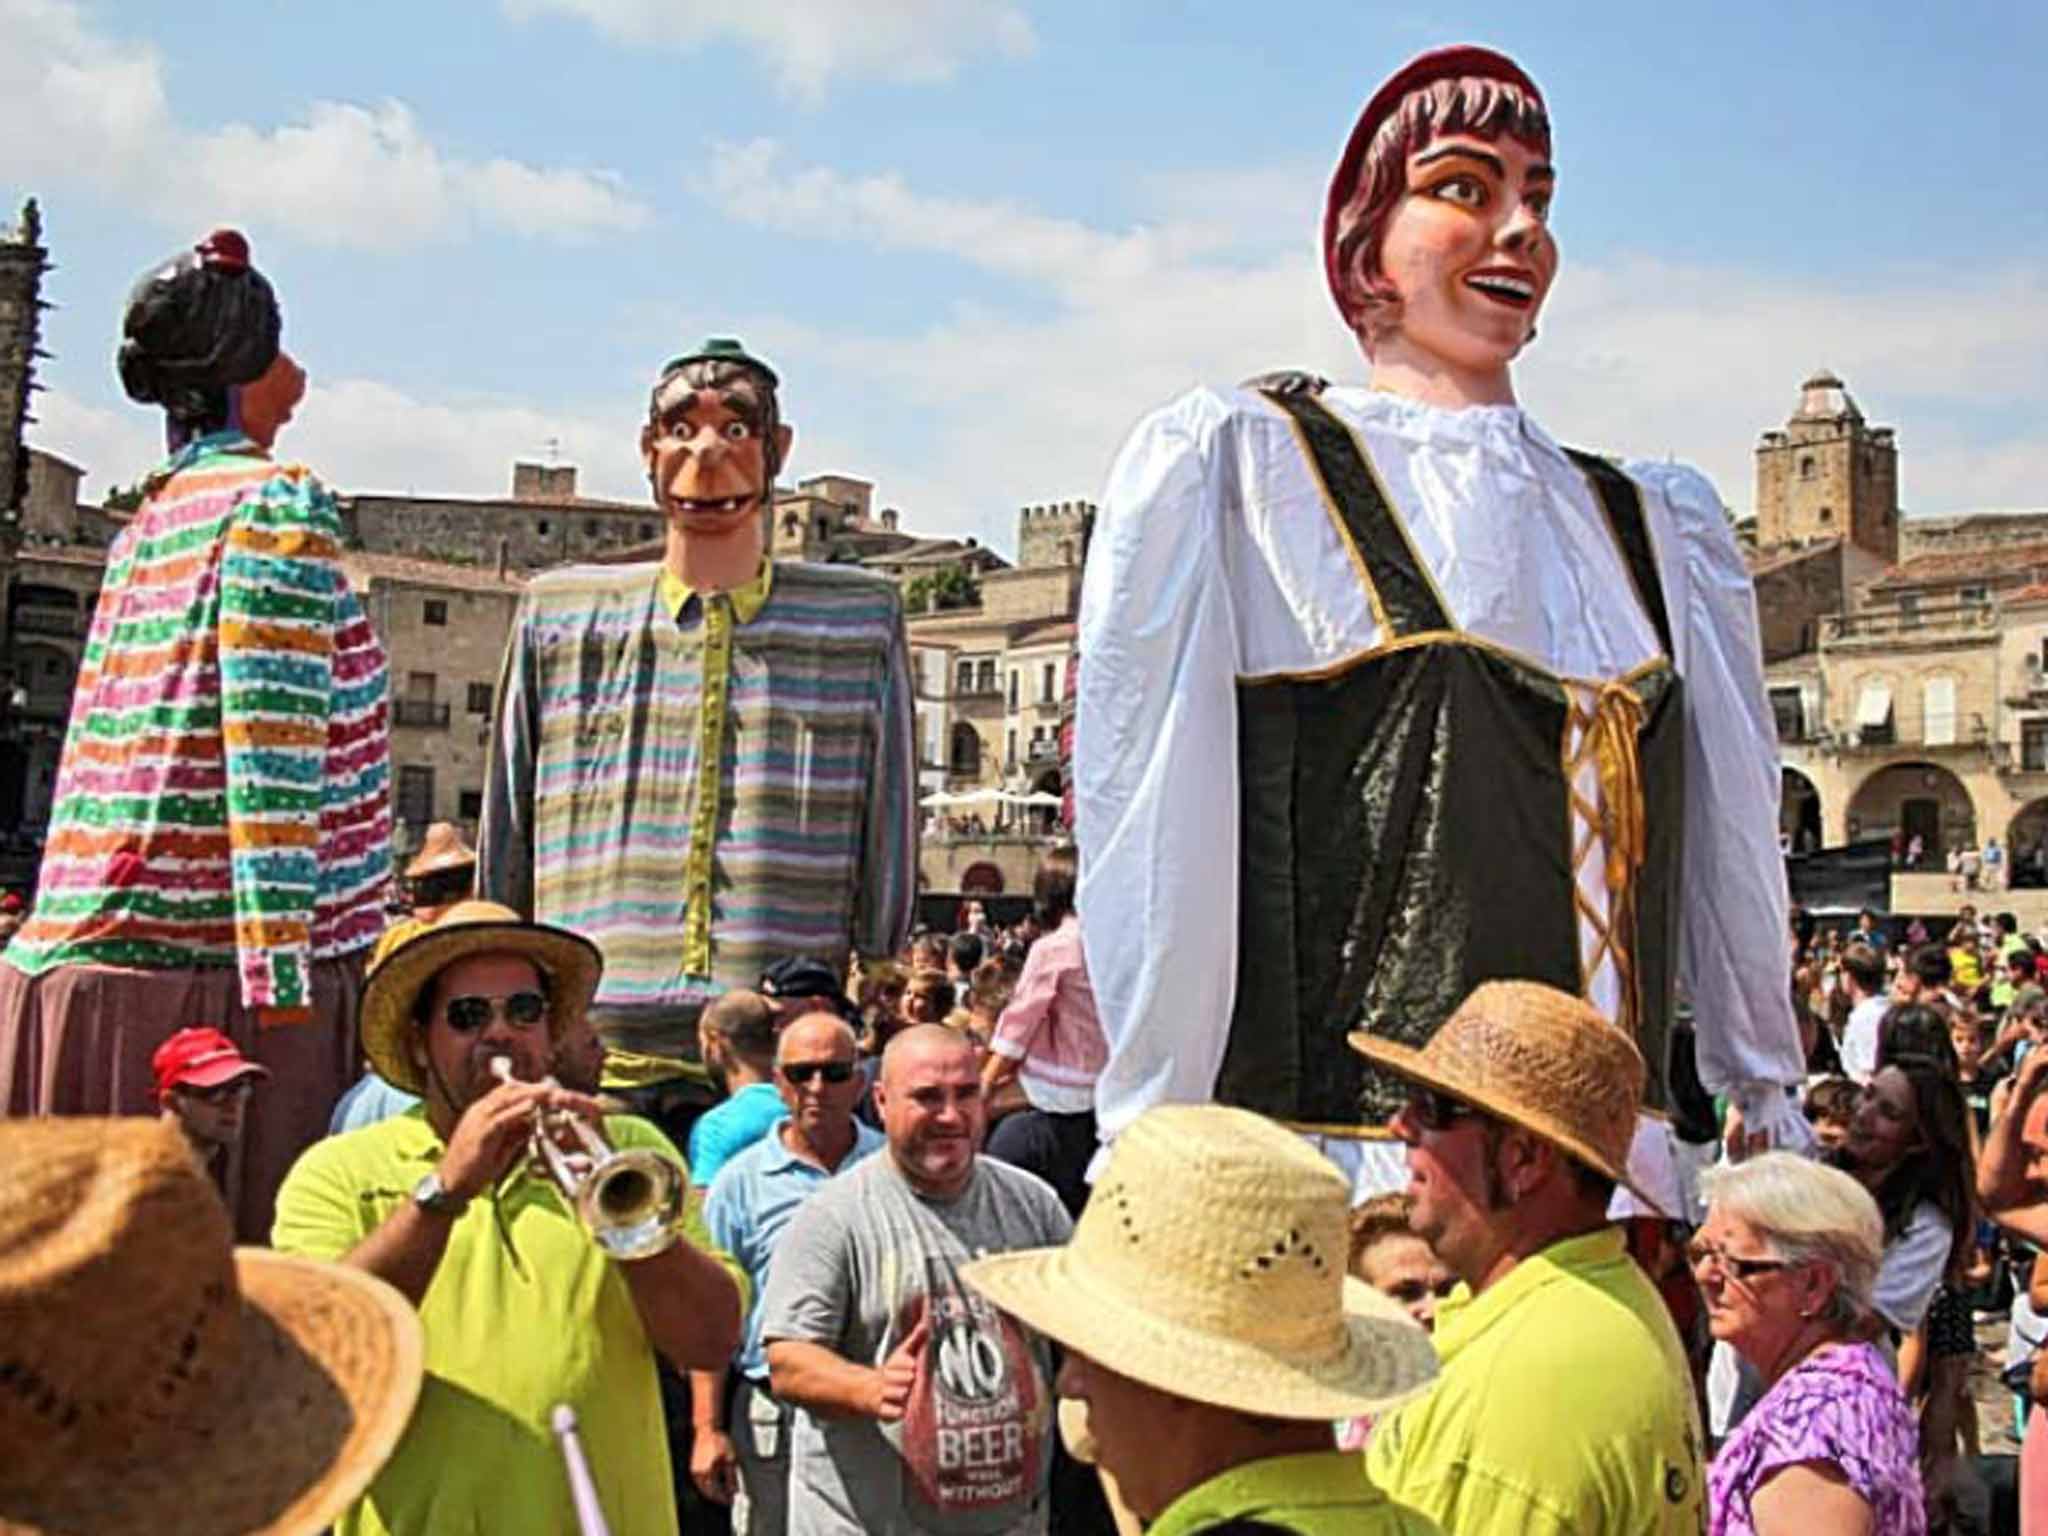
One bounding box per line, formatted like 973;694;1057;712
4;0;2043;556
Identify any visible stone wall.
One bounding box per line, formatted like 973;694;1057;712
347;492;662;572
356;572;523;849
1015;500;1091;570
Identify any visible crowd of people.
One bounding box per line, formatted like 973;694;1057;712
9;33;2042;1536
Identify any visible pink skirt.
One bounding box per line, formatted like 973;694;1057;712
0;954;366;1243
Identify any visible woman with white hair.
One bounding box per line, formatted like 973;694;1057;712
1697;1153;1925;1536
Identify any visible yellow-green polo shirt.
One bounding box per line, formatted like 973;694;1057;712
1367;1227;1705;1536
274;1107;748;1536
1150;1450;1441;1536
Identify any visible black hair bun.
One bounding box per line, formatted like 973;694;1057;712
116;229;281;428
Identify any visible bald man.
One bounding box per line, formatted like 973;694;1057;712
760;1026;1073;1536
692;1012;885;1533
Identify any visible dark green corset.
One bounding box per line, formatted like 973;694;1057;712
1221;392;1686;1128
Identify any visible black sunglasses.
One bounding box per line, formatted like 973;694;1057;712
444;991;548;1033
1405;1085;1478;1133
178;1078;255;1104
782;1061;856;1087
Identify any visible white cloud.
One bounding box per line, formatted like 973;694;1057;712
506;0;1036;100
689;142;2048;552
0;0;647;247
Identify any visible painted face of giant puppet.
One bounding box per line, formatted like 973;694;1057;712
639;349;794;573
1323;48;1556;407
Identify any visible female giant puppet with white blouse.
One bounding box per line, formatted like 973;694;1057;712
1073;46;1807;1190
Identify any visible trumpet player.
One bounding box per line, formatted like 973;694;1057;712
274;899;747;1536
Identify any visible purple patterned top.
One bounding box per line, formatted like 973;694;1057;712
1709;1340;1925;1536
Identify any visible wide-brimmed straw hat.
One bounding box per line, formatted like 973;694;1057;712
1348;979;1658;1211
0;1118;423;1536
963;1104;1437;1421
360;899;601;1095
403;821;478;880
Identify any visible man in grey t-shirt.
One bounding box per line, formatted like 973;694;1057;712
762;1025;1073;1536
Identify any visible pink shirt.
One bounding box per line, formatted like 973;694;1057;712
990;915;1106;1114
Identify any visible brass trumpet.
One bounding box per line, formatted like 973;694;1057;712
490;1056;685;1260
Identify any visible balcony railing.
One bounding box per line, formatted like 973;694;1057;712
950;684;1005;702
1025;738;1061;766
392;699;451;729
13;607;80;638
1823;603;1997;643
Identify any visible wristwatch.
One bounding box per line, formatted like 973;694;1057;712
412;1171;468;1217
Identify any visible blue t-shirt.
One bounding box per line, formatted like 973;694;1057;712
687;1081;788;1188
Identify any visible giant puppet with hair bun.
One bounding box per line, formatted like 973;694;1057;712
479;339;916;1136
0;230;393;1241
1073;46;1808;1188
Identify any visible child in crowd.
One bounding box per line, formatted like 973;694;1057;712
1347;1192;1456;1331
1338;1193;1455;1451
901;969;956;1027
1804;1076;1859;1152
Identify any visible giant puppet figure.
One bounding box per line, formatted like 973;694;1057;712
1073;48;1807;1171
480;340;915;1119
0;230;393;1241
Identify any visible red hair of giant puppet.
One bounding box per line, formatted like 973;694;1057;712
1321;45;1547;336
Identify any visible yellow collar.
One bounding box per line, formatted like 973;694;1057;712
658;557;774;625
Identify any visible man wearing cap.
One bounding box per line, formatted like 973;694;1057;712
153;1025;269;1190
758;1024;1073;1536
762;954;861;1030
1;1117;424;1536
274;899;748;1536
1351;980;1706;1535
690;1010;884;1535
371;821;479;968
479;339;916;1144
692;989;790;1189
1072;46;1805;1177
964;1102;1439;1536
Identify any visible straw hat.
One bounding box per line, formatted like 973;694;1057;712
360;899;601;1095
0;1118;423;1536
1348;979;1656;1209
403;820;477;880
962;1104;1437;1421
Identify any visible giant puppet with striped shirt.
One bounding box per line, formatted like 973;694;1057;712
479;340;916;1132
0;230;393;1241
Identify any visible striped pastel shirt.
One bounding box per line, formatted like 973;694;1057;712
5;434;392;1013
478;557;915;1068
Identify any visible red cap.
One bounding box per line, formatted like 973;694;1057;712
195;228;251;272
0;892;20;913
152;1027;268;1103
1321;45;1544;322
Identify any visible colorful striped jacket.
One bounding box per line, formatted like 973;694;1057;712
478;557;916;1067
4;434;392;1014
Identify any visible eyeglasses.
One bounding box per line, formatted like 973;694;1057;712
1404;1086;1477;1133
781;1061;856;1087
443;991;548;1033
177;1078;255;1104
1685;1241;1794;1281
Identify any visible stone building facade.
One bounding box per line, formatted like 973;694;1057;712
1746;370;2048;901
909;501;1091;897
349;553;525;854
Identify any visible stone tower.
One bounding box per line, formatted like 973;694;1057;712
0;199;51;521
1015;499;1093;570
1753;369;1898;561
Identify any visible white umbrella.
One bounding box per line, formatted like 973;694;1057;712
920;790;961;808
1011;790;1063;807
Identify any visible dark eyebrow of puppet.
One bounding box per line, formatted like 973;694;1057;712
1412;144;1504;175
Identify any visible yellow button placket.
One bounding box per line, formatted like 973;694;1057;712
682;593;732;976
